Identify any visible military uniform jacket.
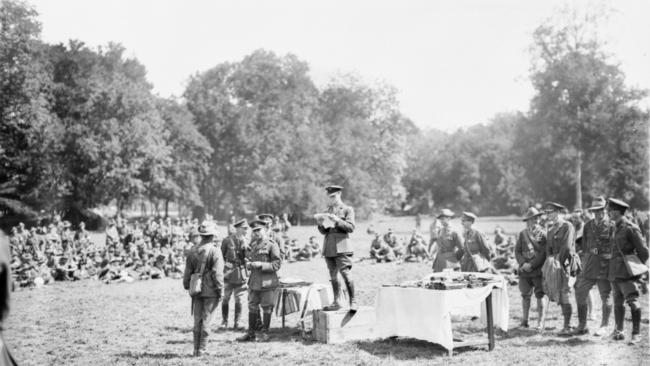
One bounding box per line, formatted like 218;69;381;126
545;219;575;269
221;234;248;285
515;226;547;277
182;242;224;298
247;238;282;291
580;218;615;280
461;228;492;259
608;217;649;281
318;203;355;257
437;227;463;254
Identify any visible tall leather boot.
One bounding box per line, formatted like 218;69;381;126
572;304;589;335
221;303;229;328
521;297;531;328
344;277;358;311
233;303;242;330
237;312;257;342
629;308;641;344
324;279;342;311
594;303;611;336
558;304;572;336
258;310;272;342
255;309;263;331
535;298;546;330
611;306;625;340
193;331;200;356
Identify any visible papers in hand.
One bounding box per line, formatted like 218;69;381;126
314;213;336;229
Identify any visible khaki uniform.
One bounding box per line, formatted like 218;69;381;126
459;228;493;272
221;234;248;327
515;225;547;299
432;226;463;272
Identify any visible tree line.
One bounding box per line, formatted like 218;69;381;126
1;1;647;228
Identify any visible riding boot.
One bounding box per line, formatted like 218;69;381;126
233;303;242;330
221;303;229;328
324;279;342;311
572;304;588;335
610;305;625;340
558;304;572;336
601;303;612;328
236;312;257;342
521;297;530;327
344;277;358;311
629;308;641;344
535;298;546;330
255;309;263;331
193;331;200;356
258;310;272;342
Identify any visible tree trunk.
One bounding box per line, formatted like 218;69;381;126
575;149;583;210
165;199;169;218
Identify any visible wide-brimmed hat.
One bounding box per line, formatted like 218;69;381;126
461;212;477;222
198;222;218;236
437;209;455;219
522;207;543;221
588;196;607;211
542;202;566;212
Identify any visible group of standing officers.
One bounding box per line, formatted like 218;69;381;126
429;196;648;344
182;185;356;356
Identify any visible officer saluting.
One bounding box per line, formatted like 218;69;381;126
607;198;648;344
317;185;358;311
237;219;282;342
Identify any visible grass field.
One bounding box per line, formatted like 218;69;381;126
4;215;649;365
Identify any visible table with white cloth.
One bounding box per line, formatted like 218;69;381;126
375;272;509;355
274;280;348;329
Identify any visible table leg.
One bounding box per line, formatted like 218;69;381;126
486;292;494;351
282;288;287;329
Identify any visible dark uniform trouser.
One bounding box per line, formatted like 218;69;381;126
222;283;247;324
574;276;611;328
247;289;275;334
611;278;642;333
325;254;355;304
193;296;220;351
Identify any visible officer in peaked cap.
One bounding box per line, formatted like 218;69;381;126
573;196;615;336
220;218;250;330
459;211;493;273
431;209;463;272
606;198;648;343
317;185;358;311
237;219;281;342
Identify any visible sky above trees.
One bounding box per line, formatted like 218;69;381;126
29;0;650;131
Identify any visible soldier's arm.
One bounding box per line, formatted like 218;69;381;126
317;224;328;235
628;226;649;263
558;222;575;267
335;207;355;233
476;231;492;258
452;232;465;259
182;251;193;290
209;247;225;293
514;232;526;265
530;236;547;269
260;242;282;273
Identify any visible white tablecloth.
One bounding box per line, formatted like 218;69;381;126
375;275;509;351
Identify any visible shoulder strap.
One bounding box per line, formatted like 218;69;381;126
197;245;211;275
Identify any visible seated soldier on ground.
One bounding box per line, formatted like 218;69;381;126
383;229;405;259
404;230;430;262
370;233;396;263
294;240;315;261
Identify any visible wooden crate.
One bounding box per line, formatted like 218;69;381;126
312;306;376;343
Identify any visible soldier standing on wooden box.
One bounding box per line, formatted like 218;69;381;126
606;198;648;344
317;185;358;311
515;207;547;329
237;220;282;342
221;219;250;330
572;196;615;336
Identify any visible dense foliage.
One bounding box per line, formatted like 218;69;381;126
0;1;647;224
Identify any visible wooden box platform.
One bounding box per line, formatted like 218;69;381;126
312;306;376;344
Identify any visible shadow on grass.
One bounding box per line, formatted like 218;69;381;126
355;337;462;360
164;326;192;333
116;351;187;359
166;339;192;344
518;337;596;347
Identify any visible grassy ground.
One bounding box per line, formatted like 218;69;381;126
4;215;649;365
